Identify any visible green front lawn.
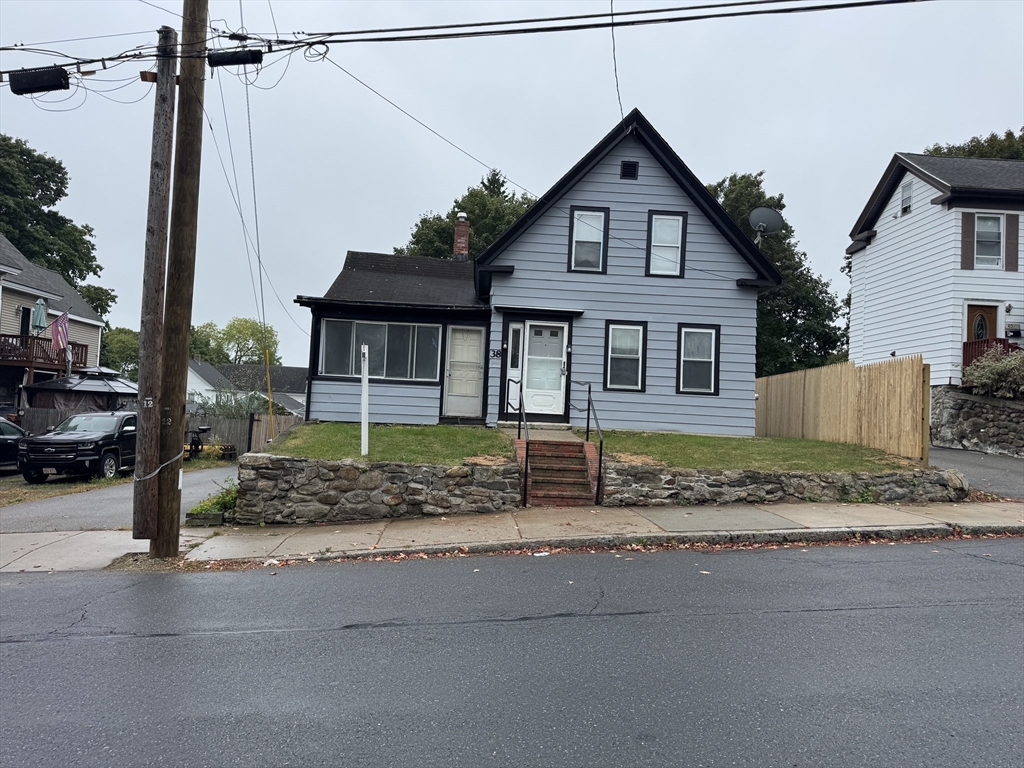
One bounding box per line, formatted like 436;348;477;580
592;431;912;473
270;423;515;465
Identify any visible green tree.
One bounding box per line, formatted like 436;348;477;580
0;134;115;316
707;172;844;377
189;321;229;365
78;285;117;319
221;317;281;365
395;169;535;260
99;326;140;380
924;127;1024;160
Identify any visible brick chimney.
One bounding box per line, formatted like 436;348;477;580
453;211;470;262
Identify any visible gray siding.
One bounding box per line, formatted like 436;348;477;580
486;136;761;436
309;379;440;425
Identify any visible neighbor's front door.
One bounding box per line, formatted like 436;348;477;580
444;326;484;418
522;322;568;416
967;304;997;340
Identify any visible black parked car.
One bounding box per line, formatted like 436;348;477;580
0;417;28;468
17;411;137;483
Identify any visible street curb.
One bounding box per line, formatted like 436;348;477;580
239;523;1024;566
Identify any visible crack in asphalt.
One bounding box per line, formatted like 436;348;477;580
2;598;1013;645
937;544;1024;568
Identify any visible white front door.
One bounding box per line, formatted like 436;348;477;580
522;322;568;416
444;326;484;417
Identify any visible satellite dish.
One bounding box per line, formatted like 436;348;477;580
748;207;785;245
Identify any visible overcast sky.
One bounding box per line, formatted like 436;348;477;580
1;0;1022;366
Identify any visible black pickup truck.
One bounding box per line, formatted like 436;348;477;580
17;411;137;484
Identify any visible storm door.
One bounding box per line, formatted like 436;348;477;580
521;322;568;416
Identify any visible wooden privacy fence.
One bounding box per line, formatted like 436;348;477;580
19;408;303;454
186;413;304;453
755;355;930;461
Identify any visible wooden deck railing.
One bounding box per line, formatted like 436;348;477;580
962;338;1012;369
0;334;88;368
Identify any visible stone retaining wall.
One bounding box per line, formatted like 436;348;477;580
233;453;521;525
602;464;969;506
931;386;1024;457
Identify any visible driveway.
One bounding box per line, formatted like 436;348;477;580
0;467;234;533
930;446;1024;500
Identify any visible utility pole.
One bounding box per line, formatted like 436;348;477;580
133;25;178;541
152;0;209;558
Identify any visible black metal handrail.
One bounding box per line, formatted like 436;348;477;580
571;380;604;504
507;378;529;506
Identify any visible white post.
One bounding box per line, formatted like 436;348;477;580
360;344;369;456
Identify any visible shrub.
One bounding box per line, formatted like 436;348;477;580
961;346;1024;400
190;478;238;515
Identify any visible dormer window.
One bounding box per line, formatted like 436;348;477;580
900;181;912;215
568;206;609;273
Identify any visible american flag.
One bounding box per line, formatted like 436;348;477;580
52;310;69;351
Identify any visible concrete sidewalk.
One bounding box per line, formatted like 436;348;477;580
2;500;1022;572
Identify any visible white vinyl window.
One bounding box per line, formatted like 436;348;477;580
900;182;912;215
606;324;644;390
321;320;441;380
570;209;606;271
649;213;684;275
975;215;1002;268
678;326;717;394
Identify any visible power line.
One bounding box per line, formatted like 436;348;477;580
1;30;154;48
610;0;624;121
264;0;928;47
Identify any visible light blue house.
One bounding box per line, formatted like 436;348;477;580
298;109;782;437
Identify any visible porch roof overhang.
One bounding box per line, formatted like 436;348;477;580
491;305;585;318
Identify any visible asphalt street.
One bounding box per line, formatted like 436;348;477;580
1;539;1021;767
929;447;1024;500
0;467;232;533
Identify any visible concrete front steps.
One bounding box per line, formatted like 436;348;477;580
521;440;596;507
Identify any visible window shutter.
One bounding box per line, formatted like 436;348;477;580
1005;214;1019;272
960;212;975;270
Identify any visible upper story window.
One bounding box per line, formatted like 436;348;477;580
568;206;609;273
677;324;719;395
321;319;441;381
604;321;646;391
975;214;1002;268
900;182;912;215
646;210;687;277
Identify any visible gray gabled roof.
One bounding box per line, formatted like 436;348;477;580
188;358;239;391
0;234;104;323
296;251;484;309
850;153;1024;242
898;153;1024;192
218;364;308;394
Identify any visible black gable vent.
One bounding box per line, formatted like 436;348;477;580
620;160;639;180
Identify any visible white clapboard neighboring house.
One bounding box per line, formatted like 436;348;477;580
296;109;782;436
848;153;1024;385
0;234;104;405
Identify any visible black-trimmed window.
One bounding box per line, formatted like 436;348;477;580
677;323;719;395
568;206;609;273
321;319;441;381
604;320;647;391
646;210;687;277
